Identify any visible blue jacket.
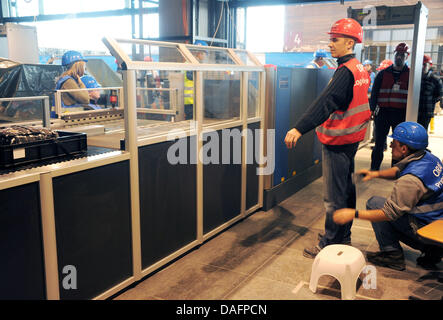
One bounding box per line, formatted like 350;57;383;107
368;72;375;93
400;151;443;224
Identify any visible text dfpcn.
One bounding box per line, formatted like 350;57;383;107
220;304;267;315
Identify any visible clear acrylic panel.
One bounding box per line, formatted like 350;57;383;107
0;99;45;124
115;40;187;63
56;87;123;116
189;47;236;65
248;72;260;119
203;71;241;124
136;70;187;132
235;51;256;66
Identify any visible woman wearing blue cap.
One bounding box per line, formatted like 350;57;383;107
55;50;90;109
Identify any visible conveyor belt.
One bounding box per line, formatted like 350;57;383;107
0;145;115;176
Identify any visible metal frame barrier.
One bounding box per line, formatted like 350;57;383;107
0;95;51;128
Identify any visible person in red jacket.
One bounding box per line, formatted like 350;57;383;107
284;18;371;258
370;43;410;170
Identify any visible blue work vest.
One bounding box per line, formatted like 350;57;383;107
400;151;443;224
55;76;101;110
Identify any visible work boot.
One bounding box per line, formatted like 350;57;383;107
303;245;322;259
416;249;443;270
366;250;405;271
317;232;351;245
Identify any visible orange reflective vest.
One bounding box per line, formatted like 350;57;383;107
316;58;371;145
377;67;409;109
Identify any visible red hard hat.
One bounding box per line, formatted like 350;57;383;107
423;54;432;65
376;59;393;71
144;56;153;62
328;18;363;43
394;43;410;55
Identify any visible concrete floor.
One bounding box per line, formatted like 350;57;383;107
114;115;443;300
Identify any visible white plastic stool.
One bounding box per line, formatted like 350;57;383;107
309;244;366;300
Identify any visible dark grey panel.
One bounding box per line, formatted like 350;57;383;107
0;182;46;299
289;68;318;125
53;161;132;300
138;137;197;269
203;127;242;234
287;68;319;176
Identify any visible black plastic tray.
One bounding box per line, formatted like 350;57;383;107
0;131;87;168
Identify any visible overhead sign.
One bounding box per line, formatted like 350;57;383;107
347;5;416;26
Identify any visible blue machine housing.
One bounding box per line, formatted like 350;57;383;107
264;63;335;210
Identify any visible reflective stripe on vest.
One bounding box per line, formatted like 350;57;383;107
379;88;409;94
184;72;194;105
378;98;408;103
316;58;371;145
400;151;443;224
378;68;409;109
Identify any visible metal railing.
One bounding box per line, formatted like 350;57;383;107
54;87;124;116
135;87;179;117
54;86;179;120
0;95;51;128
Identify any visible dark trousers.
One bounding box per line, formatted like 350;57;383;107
366;196;443;257
370;107;406;170
184;104;193;120
319;143;358;248
417;114;432;132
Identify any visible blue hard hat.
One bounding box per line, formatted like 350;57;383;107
194;40;208;46
314;49;327;58
363;60;373;66
81;75;101;88
62;50;88;66
389;121;428;150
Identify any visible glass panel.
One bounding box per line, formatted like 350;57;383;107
248;72;260;119
203;71;241;124
188;47;236;65
115;40;187;63
58;87;123;113
0;99;45;125
136;70;187;135
235;51;256;66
